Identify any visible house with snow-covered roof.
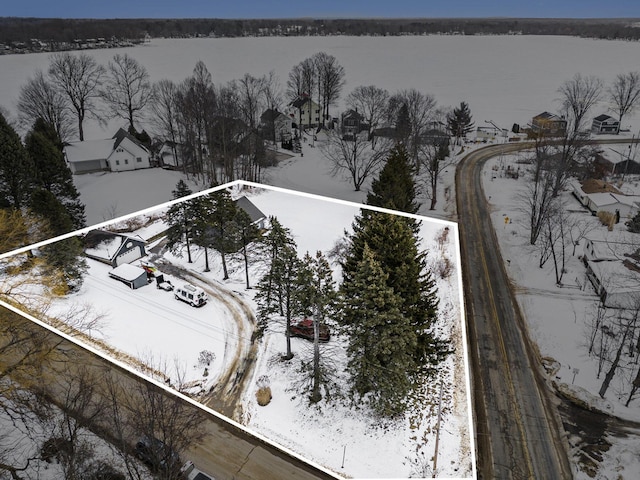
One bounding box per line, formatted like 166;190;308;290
63;128;151;174
83;229;147;268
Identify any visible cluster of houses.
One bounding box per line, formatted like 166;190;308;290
0;37;140;55
530;111;622;137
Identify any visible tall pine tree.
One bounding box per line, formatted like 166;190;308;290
165;180;195;263
447;101;474;145
0;112;32;208
25;118;86;229
340;244;416;417
366;144;420;219
342;211;446;379
30;188;87;293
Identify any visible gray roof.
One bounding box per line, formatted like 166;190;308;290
236;196;266;224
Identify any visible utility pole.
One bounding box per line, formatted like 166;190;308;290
432;382;444;478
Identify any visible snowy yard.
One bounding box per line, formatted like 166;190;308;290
17;184;473;479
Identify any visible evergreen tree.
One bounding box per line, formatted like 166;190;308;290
206;189;240;281
233;208;261;289
297;251;336;403
340;244;416;417
395;103;411;145
366;144;420;220
447;101;474;145
190;194;216;272
0;112;32;208
627;210;640;233
342;211;446;376
25;118;86;229
29;188;87;292
165;180;195;263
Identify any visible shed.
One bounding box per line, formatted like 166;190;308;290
108;264;148;289
84;230;147;267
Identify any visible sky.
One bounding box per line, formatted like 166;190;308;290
3;0;640;19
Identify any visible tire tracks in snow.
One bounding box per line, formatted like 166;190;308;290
152;258;258;421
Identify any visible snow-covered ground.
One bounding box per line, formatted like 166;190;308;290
3;34;640;478
10;183;472;479
482;143;640;479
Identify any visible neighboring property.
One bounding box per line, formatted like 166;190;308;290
584;258;640;308
530;111;567;137
236;196;267;230
108;263;149;290
582;231;640;308
158;141;183;170
340;109;369;139
570;179;640;220
591;114;620;135
64;128;151;174
289;94;322;129
260;109;293;144
83;229;147;267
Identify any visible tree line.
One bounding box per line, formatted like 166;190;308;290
0;112;87;293
3;17;640;45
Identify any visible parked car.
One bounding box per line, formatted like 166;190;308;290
134;435;181;474
174;283;207;307
180;460;215;480
290;318;330;342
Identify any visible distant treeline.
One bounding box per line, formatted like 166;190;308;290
1;17;640;44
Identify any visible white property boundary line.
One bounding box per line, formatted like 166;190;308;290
0;179;477;480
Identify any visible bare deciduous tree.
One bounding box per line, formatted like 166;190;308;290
419;140;453;210
17;70;73;142
346;85;390;138
321;130;391;191
608;71;640;126
312;52;346;126
286;58;316;102
558;73;603;135
101;54;152;132
388;89;437;168
48;52;105;141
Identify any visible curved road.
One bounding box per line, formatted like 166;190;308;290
456;142;572;479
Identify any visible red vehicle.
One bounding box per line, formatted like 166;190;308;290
290;318;331;342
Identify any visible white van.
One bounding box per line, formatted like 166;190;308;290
174;283;208;307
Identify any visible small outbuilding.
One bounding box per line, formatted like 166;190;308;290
235;196;267;230
591;114;620;135
108;264;148;289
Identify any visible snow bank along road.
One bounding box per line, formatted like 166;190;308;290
456;142;572;480
456;138;638;479
0;304;340;480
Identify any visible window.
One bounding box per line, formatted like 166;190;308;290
115;160;120;166
125;159;129;164
136;157;142;163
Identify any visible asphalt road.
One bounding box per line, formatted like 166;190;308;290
456;142;572;479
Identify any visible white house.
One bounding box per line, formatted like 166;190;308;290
64;128;151;174
591;114;620;135
584;192;640;220
289;94;322;129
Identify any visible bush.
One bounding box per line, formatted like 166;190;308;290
90;462;126;480
256;386;272;406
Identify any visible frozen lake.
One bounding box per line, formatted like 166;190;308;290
2;35;640;139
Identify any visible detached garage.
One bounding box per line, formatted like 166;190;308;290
84;230;147;267
108;264;148;289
